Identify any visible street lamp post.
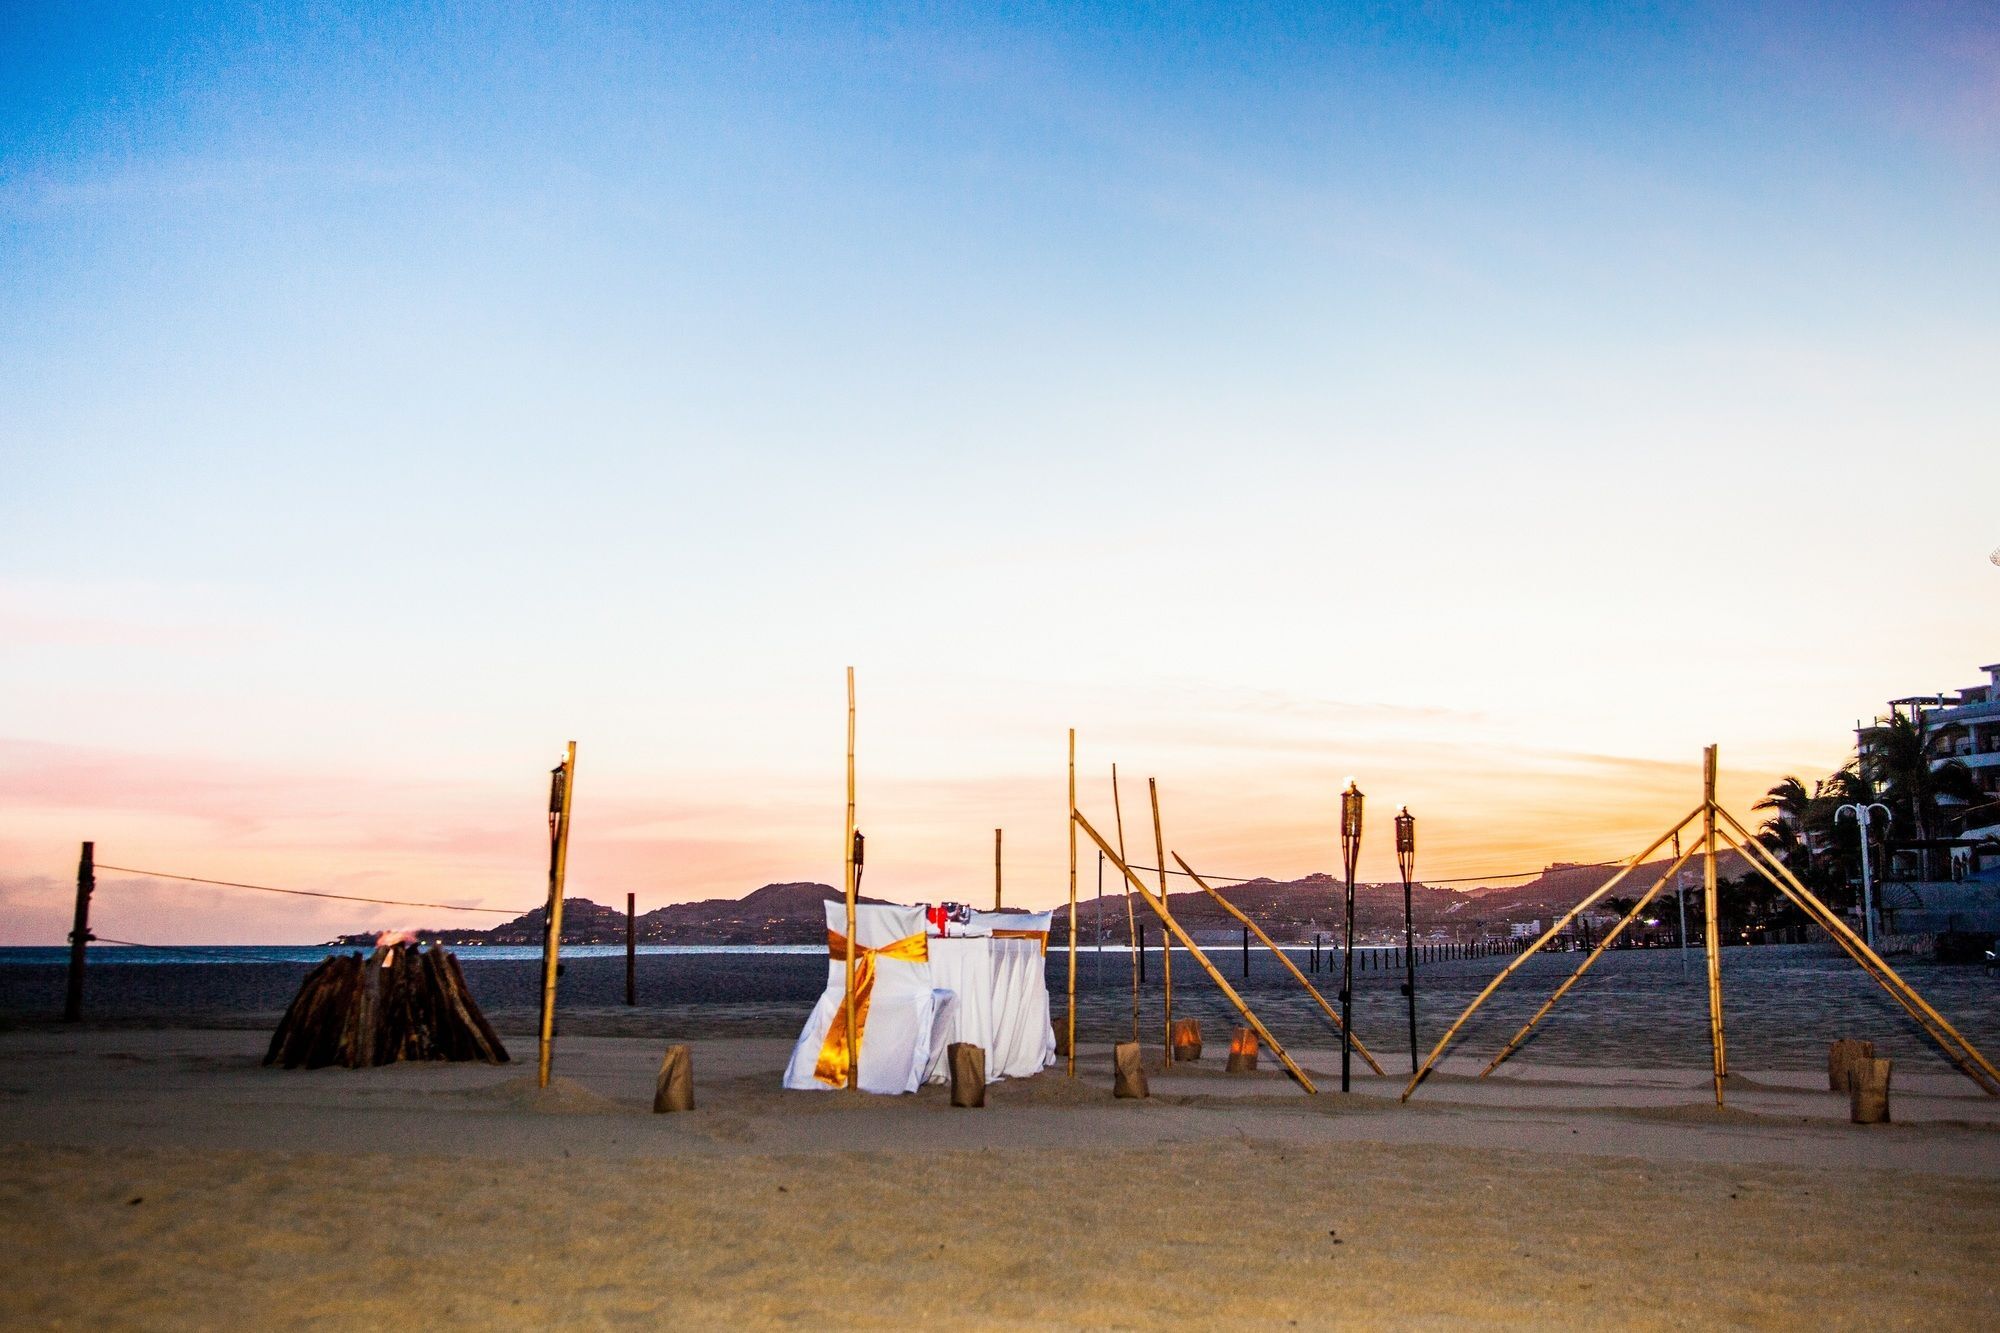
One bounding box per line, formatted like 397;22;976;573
1395;805;1418;1075
1339;778;1365;1092
1836;802;1892;949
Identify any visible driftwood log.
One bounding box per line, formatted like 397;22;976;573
1828;1038;1875;1092
264;944;509;1069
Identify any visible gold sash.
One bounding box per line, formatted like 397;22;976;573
991;927;1050;956
812;929;929;1087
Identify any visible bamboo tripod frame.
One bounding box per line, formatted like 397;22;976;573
1075;811;1317;1093
1148;779;1173;1065
1403;746;2000;1106
1172;852;1387;1075
536;741;576;1089
1065;730;1077;1077
842;668;858;1092
1112;767;1140;1043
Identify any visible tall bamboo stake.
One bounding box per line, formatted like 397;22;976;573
537;741;576;1089
1481;841;1699;1076
1401;804;1703;1100
1174;853;1385;1074
994;828;1003;910
1066;729;1078;1077
1148;778;1173;1065
1076;812;1315;1093
1702;746;1726;1105
1714;807;2000;1092
1112;765;1139;1043
843;668;858;1092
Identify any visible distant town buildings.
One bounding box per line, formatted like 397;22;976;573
1860;661;2000;806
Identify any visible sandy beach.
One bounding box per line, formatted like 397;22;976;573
4;942;2000;1329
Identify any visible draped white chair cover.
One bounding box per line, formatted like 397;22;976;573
923;935;997;1084
782;902;942;1094
969;909;1057;1079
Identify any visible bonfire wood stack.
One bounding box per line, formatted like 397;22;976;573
265;944;509;1070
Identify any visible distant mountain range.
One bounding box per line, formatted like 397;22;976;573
335;851;1751;948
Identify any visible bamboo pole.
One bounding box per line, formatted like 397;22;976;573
1400;804;1703;1100
994;828;1003;910
1702;747;1726;1105
1066;729;1078;1077
1148;779;1173;1065
1481;841;1699;1076
1112;765;1139;1043
1075;812;1315;1093
625;891;636;1007
1174;853;1385;1074
1714;807;2000;1093
843;668;858;1092
537;741;576;1089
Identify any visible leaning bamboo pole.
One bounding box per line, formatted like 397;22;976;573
1714;806;2000;1093
1481;841;1699;1076
537;741;576;1089
1112;765;1139;1043
1716;823;1995;1093
1066;729;1078;1077
842;668;858;1093
1075;812;1315;1093
1701;747;1726;1105
1173;852;1386;1075
1400;804;1703;1101
1148;778;1173;1065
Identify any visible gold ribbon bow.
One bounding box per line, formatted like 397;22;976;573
813;928;929;1087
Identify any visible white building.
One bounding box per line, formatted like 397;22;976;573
1858;661;2000;806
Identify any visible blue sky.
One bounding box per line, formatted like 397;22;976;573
2;3;1995;940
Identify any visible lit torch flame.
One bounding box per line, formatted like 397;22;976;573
374;929;419;965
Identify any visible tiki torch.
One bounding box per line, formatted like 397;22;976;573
1339;777;1364;1092
1395;805;1417;1075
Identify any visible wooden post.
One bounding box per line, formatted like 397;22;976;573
1112;765;1139;1042
625;891;636;1007
1242;925;1250;978
843;667;858;1092
1076;812;1316;1093
1702;745;1726;1106
1149;779;1173;1065
64;841;93;1022
537;742;576;1089
1402;805;1702;1101
1066;729;1078;1077
1174;853;1385;1073
994;827;1003;910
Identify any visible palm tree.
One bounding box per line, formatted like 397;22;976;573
1754;775;1814;875
1860;712;1984;876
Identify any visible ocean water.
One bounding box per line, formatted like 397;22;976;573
0;943;828;965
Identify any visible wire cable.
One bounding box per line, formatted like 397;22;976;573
93;865;527;915
1125;858;1622;887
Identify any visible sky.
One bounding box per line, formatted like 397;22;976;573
2;2;1996;943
